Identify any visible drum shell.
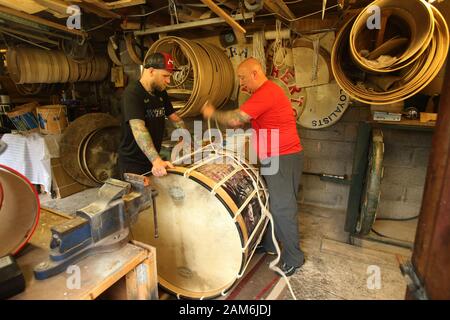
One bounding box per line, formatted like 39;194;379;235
37;105;69;134
132;158;268;299
0;164;40;257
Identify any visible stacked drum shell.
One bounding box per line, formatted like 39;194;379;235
146;36;235;117
6;47;110;84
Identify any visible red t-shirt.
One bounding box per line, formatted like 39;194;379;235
240;80;302;159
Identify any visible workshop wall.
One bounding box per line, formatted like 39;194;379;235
298;105;433;218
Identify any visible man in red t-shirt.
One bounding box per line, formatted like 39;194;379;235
201;57;305;276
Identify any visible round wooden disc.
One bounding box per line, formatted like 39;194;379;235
83;126;121;183
298;81;349;129
292;40;332;88
60;113;119;187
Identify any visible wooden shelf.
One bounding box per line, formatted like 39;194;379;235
367;119;436;131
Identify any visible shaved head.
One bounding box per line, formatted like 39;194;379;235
237;57;268;93
238;57;265;75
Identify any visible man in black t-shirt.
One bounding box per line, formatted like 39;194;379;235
118;52;187;177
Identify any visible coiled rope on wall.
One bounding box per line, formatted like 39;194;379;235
145;36;235;117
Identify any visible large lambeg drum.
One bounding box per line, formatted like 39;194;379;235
132;154;269;299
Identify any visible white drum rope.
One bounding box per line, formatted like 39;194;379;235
311;37;320;83
253;31;267;74
272;20;287;70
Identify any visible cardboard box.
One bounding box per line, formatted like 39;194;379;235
420;112;437;123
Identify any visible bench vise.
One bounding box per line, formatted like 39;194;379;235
34;173;155;280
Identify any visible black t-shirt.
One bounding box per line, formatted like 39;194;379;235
118;81;175;168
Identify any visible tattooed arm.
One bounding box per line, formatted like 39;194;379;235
129;119;173;176
201;101;251;128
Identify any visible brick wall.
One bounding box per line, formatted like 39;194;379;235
377;129;432;219
298;105;432;218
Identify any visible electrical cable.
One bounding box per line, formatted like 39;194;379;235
256;4;340;22
126;6;169;18
371;227;414;247
84;19;114;32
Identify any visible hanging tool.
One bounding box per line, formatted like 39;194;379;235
303;171;350;184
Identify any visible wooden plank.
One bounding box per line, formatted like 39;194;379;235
351;235;413;258
0;25;59;45
104;0;145;10
221;0;238;10
125;267;138;299
370;119;436;128
80;248;147;300
200;0;246;34
134;13;253;36
76;1;121;18
412;60;450;299
264;0;296;20
0;4;86;36
34;0;69;17
320;238;403;269
81;0;113;11
265;277;287;300
130;240;158;300
0;0;45;14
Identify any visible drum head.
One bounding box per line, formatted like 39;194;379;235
292;42;332;88
0;165;40;256
132;171;244;299
298;81;349;129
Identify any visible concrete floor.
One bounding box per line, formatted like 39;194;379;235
277;204;408;300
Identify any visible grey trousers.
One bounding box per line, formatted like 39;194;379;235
261;151;304;267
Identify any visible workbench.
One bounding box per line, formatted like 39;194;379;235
11;210;158;300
